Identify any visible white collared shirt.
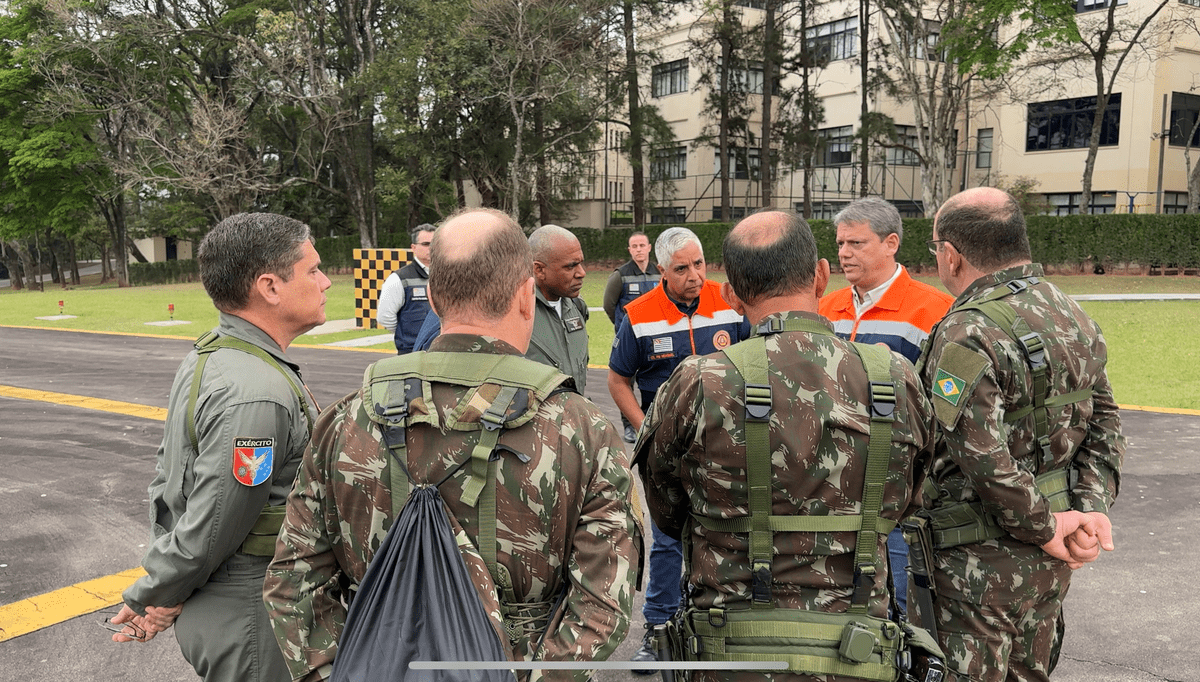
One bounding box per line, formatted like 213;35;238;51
852;263;902;317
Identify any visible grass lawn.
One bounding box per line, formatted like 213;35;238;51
4;268;1199;410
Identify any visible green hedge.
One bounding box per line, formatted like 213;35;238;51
309;214;1200;271
569;214;1200;270
129;259;200;285
1026;213;1200;269
571;219;940;270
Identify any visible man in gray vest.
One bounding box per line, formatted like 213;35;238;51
603;231;657;442
603;231;657;330
377;223;434;354
108;213;329;682
527;224;590;395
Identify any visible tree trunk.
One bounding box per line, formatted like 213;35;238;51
800;1;814;218
1187;143;1200;214
339;117;378;248
719;2;733;221
858;0;870;198
535;101;552;225
97;193;131;287
68;239;81;286
760;0;776;208
9;240;41;291
1081;66;1108;215
624;0;645;228
2;242;26;291
509;97;526;222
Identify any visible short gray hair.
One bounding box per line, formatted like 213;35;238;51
833;197;903;245
198;213;312;312
655;227;703;267
528;224;578;261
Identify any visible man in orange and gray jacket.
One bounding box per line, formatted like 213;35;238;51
819;196;954;614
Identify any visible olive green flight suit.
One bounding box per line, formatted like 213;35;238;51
122;312;316;682
527;288;590;395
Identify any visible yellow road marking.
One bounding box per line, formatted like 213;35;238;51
0;568;147;642
0;323;392;352
1118;403;1200;416
0;385;167;421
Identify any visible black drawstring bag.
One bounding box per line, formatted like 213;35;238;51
330;485;514;682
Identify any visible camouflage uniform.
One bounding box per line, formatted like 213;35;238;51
263;334;641;682
916;264;1124;682
640;311;936;682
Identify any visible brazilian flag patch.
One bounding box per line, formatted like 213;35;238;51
934;368;965;406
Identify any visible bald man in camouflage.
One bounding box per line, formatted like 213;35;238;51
264;208;640;682
916;187;1122;681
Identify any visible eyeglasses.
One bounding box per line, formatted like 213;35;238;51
99;612;147;641
927;239;956;256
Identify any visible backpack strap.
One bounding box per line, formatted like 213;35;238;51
919;276;1090;548
185;330;315;557
847;342;897;612
364;351;568;645
949;276;1093;472
187;330;313;454
717;318;896;614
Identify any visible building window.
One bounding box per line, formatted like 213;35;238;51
1026;94;1121;152
1077;0;1126;12
886;125;921;166
651;146;688;180
714;147;760;180
735;0;766;8
1182;0;1200;7
807;17;858;62
976;128;993;168
817;126;854;166
1042;192;1117;215
798;202;849;220
906;20;942;61
715;58;781;95
711;206;749;221
1163;191;1189;214
1169;92;1200;147
891;200;926;218
652;59;688;98
650;206;687;223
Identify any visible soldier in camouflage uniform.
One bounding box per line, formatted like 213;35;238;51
918;187;1122;682
639;211;936;681
263;207;640;682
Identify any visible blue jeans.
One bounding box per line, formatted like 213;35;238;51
643;520;684;625
888;527;909;615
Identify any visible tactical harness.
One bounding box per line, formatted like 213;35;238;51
362;351;572;652
911;277;1092;550
186;330;314;557
668;318;943;681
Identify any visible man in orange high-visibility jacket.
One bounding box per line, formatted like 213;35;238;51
819;197;953;614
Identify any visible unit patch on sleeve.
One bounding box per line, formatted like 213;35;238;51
233;437;275;486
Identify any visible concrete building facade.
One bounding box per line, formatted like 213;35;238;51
574;0;1200;223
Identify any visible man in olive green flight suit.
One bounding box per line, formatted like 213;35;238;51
109;212;331;682
527;224;590;395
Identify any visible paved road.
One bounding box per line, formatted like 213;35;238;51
0;326;1193;682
